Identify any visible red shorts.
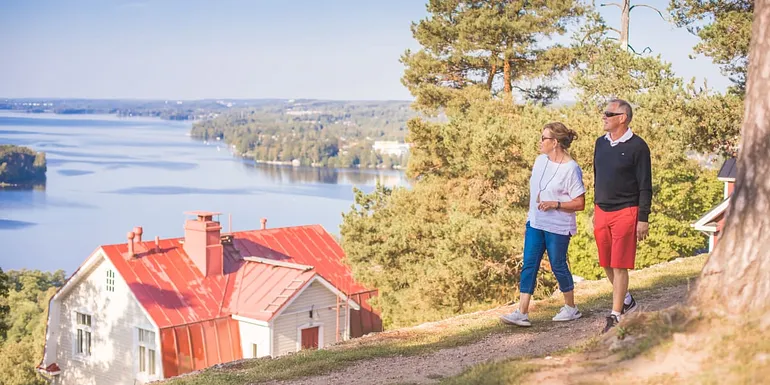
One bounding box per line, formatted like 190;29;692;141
594;205;638;269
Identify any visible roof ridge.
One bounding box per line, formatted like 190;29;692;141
242;256;314;271
231;224;324;234
99;224;329;248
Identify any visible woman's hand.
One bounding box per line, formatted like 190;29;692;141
538;201;559;211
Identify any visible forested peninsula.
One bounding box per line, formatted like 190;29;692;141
190;100;418;169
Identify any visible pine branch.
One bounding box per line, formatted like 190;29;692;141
630;4;670;22
627;44;654;55
600;2;623;9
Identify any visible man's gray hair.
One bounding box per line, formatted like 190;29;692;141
609;98;633;123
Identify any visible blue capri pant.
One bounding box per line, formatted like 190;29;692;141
519;221;575;294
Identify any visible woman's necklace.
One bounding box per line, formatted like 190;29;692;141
537;152;564;203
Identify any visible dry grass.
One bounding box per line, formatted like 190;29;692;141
160;255;707;385
444;305;770;385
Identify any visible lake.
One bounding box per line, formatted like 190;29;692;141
0;112;409;274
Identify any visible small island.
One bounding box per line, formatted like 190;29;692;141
0;144;47;186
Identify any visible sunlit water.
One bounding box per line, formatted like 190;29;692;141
0;112;408;273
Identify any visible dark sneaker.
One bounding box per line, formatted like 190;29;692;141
602;314;619;334
622;295;638;315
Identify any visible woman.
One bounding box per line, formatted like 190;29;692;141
500;122;586;327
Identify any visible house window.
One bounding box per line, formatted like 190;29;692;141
251;343;258;358
106;269;115;292
137;328;157;376
75;312;92;357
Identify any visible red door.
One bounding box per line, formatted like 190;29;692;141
301;327;319;350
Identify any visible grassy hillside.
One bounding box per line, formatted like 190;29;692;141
161;255;708;385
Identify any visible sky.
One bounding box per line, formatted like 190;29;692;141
0;0;732;102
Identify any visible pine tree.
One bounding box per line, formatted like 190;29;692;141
401;0;585;111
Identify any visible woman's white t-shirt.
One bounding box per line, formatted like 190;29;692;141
527;154;586;236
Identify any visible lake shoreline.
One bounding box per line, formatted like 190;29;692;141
230;150;407;171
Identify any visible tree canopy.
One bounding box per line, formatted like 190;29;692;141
0;145;47;185
0;269;65;385
401;0;585;111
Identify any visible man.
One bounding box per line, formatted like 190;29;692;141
593;99;652;333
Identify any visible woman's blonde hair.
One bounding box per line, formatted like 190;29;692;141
543;122;578;149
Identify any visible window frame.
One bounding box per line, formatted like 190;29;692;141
72;310;93;361
105;269;116;293
135;326;159;381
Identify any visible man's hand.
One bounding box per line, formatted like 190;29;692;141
637;221;649;241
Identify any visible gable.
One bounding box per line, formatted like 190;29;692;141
51;247;105;303
283;281;338;314
275;275;360;318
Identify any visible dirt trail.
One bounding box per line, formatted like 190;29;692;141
263;284;690;385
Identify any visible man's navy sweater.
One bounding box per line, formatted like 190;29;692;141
593;133;653;222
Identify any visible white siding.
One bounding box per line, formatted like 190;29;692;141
271;281;348;357
237;320;271;358
53;255;159;385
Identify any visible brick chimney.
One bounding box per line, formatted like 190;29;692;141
133;226;143;242
261;218;267;230
127;231;135;257
183;211;223;277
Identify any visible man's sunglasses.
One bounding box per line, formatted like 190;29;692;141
603;111;625;118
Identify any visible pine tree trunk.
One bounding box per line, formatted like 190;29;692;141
486;57;497;91
692;0;770;314
503;55;511;98
620;0;630;50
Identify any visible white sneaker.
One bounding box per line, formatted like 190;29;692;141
500;309;531;327
552;305;582;322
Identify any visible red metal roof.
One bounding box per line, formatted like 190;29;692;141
230;225;370;295
224;256;317;321
102;238;235;328
100;224;369;329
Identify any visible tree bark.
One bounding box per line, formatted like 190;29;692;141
486;56;497;91
620;0;630;50
503;54;512;98
692;0;770;314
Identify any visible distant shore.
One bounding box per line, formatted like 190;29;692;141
0;110;190;124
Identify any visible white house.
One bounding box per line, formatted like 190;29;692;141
372;141;410;157
691;157;737;253
37;212;380;384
